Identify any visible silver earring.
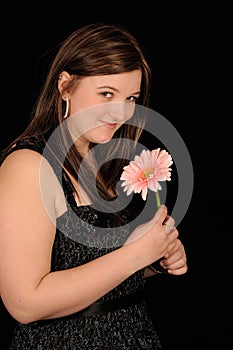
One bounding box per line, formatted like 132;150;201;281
63;97;69;119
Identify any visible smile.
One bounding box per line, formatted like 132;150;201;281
100;121;117;129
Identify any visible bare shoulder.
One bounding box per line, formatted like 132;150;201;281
0;148;43;174
0;148;59;183
0;148;65;212
0;149;47;198
0;149;49;207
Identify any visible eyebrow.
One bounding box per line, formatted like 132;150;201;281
97;85;140;95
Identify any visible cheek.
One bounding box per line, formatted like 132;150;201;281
126;104;136;120
70;95;99;115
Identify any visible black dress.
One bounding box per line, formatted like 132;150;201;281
2;139;162;350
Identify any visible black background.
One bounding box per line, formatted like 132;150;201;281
1;2;232;349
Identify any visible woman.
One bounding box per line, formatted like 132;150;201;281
0;23;187;349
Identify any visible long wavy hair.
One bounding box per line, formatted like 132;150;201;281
2;22;151;204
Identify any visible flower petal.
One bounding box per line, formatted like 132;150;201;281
120;148;173;202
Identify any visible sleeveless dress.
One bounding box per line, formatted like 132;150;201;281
1;138;162;350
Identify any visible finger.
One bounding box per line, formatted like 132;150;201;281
164;239;184;258
163;215;175;234
164;223;176;234
167;265;188;275
162;252;187;269
153;205;168;224
167;239;181;254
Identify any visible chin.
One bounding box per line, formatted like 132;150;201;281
99;139;111;144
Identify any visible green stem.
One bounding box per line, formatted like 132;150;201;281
155;191;161;209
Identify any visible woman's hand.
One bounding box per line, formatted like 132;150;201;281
160;238;188;275
126;205;180;271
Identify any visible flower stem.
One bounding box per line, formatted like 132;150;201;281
155;191;161;208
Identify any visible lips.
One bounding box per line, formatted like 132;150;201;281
105;123;117;129
100;121;117;129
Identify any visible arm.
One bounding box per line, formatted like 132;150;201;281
0;150;178;324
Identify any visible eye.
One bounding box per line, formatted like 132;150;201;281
127;96;139;102
100;92;113;98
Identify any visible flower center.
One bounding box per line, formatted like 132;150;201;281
140;167;155;180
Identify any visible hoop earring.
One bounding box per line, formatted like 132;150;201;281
63;97;69;119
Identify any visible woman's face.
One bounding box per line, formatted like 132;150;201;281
61;70;142;152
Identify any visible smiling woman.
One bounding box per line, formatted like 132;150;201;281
0;22;187;350
62;71;141;150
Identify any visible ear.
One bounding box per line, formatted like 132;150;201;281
58;71;72;98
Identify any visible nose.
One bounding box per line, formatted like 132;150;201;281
108;102;135;123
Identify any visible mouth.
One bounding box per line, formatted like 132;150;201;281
100;120;118;129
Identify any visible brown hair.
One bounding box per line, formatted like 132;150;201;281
2;22;151;203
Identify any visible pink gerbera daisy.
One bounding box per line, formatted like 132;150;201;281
120;148;173;204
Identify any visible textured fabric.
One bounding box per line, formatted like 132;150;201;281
3;138;162;350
